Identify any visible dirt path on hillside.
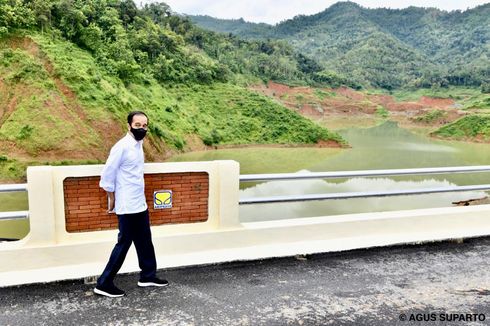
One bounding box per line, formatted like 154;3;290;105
0;94;17;127
0;37;124;161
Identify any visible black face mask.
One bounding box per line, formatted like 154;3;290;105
130;127;147;141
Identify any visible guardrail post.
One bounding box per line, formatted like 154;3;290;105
217;160;241;229
25;166;56;245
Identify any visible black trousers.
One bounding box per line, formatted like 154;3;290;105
97;209;157;286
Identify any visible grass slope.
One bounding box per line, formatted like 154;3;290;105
432;115;490;141
0;32;344;181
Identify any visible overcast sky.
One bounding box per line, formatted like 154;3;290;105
139;1;489;24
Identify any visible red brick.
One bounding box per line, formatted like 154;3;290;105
78;181;94;185
170;217;191;222
77;213;94;218
64;189;79;195
71;209;91;214
77;189;93;194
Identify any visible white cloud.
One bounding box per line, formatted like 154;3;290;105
139;0;489;24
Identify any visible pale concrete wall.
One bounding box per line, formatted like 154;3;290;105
1;161;490;287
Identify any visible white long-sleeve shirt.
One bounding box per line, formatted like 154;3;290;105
99;133;148;215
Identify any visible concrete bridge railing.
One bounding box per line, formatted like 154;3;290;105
1;161;490;287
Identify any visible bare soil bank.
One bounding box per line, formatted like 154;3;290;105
251;81;466;131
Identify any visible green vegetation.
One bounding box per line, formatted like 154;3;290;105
390;87;490;112
0;156;26;181
433;115;490;140
165;84;345;145
1;32;343;157
482;83;490;94
188;15;273;40
390;87;481;102
314;89;335;100
462;95;490;111
0;39;103;156
190;2;490;91
0;0;329;86
0;154;102;181
375;106;389;118
0;0;345;174
414;110;447;124
2;0;488;180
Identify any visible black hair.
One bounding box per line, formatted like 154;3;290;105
127;111;148;125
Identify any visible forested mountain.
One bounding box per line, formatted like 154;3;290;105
189;1;490;90
0;0;329;85
188;15;273;39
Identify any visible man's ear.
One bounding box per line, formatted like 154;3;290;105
127;123;131;131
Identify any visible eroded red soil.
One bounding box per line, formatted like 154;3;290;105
251;81;466;128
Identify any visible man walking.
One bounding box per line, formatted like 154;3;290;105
94;111;168;297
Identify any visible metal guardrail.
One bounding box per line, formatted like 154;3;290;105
240;185;490;205
240;166;490;182
0;183;27;193
239;166;490;205
0;211;29;221
0;184;28;220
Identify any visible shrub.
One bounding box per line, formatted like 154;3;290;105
17;125;34;140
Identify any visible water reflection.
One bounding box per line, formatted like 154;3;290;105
312;121;464;172
389;142;457;153
239;174;487;222
307;121;490;186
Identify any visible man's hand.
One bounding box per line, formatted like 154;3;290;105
107;192;115;213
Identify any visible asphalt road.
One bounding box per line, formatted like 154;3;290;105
1;237;489;325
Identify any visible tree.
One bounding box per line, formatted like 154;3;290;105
118;0;137;29
79;22;103;52
142;2;171;25
0;0;34;33
57;0;87;41
482;83;490;94
27;0;55;34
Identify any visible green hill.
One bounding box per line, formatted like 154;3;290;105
189;1;490;90
186;16;273;39
432;115;490;140
0;1;344;182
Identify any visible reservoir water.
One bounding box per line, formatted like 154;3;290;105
3;121;490;237
0;192;28;240
170;121;490;222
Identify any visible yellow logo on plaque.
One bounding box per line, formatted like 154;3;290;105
154;190;172;209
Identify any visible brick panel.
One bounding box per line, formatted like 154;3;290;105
63;172;209;232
